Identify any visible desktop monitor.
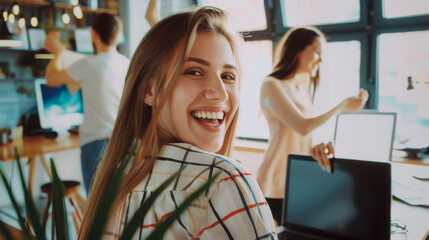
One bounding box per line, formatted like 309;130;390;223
333;110;396;162
34;78;84;131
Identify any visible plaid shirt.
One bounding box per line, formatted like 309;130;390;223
103;143;278;240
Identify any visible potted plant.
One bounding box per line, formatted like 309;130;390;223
0;147;218;240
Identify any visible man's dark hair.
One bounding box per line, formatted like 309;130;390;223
91;13;122;46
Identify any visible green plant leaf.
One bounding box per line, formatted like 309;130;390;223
118;166;186;240
145;171;220;240
50;158;69;240
13;147;46;239
85;151;135;240
0;163;32;239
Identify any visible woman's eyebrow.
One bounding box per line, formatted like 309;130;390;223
187;57;237;70
187;57;210;66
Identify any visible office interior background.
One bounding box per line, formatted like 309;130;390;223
1;0;428;148
0;0;428;235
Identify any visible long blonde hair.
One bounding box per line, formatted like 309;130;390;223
79;6;242;239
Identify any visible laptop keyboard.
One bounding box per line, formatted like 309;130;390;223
277;231;320;240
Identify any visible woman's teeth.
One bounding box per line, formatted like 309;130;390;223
192;111;224;120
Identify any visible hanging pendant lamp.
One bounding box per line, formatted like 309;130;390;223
0;9;22;47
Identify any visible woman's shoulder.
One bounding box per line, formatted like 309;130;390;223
262;76;293;88
160;143;248;174
261;76;294;98
263;76;281;84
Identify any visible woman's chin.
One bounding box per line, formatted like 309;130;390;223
194;141;223;153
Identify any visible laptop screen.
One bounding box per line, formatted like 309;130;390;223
283;154;391;240
334;111;396;162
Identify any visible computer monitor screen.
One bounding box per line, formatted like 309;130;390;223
284;154;391;240
334;111;396;162
34;78;84;130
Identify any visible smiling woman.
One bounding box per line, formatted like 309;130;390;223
79;6;277;240
157;31;240;153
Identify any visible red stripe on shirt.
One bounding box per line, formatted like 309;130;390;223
139;211;173;229
198;201;267;236
103;231;119;238
142;223;157;229
218;173;252;184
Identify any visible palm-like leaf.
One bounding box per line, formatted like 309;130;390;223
85;151;135;239
118;166;186;240
0;163;32;240
1;146;220;240
13;147;46;239
50;158;69;240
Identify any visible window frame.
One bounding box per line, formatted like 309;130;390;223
273;0;368;33
373;0;429;28
372;24;429;108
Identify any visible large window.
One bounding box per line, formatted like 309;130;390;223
377;30;429;148
198;0;267;32
382;0;429;19
236;40;272;139
313;40;362;143
281;0;361;26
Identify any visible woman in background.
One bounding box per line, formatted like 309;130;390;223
79;6;277;239
258;26;369;224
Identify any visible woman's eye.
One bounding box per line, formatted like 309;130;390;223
222;74;236;81
185;70;203;76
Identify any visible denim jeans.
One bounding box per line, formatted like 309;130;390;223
81;138;109;196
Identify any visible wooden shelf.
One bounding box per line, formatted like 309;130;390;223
0;48;34;53
0;0;50;7
0;0;118;15
53;2;118;15
0;78;38;83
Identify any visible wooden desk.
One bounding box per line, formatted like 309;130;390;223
0;134;80;196
392;163;429;240
391;199;429;240
393;156;429;166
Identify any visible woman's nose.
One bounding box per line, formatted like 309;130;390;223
203;75;228;102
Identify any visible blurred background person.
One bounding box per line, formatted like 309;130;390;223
257;26;369;224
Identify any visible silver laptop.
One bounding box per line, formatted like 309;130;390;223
333;110;396;162
277;154;391;240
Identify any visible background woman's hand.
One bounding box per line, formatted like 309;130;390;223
311;142;334;172
343;88;369;112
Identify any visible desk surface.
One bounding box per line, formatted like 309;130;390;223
393;156;429;166
0;134;80;161
391;198;429;240
391;163;429;240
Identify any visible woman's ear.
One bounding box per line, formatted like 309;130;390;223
144;87;155;107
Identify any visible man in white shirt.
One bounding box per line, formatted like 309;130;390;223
44;13;130;195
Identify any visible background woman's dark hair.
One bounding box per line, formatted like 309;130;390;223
91;13;122;45
269;26;325;102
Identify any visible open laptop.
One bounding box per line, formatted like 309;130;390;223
333;111;396;162
277;154;391;240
